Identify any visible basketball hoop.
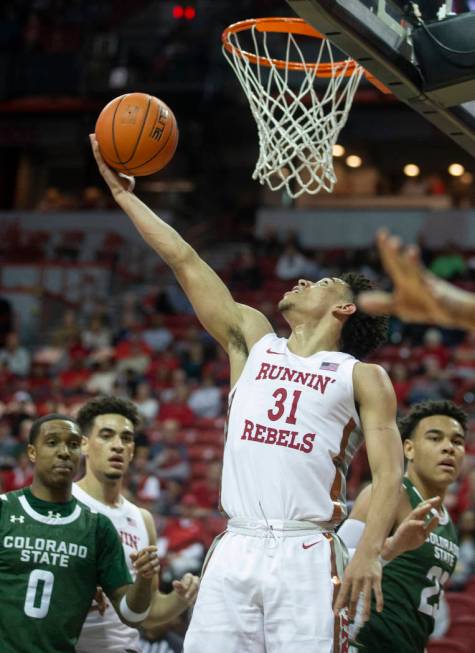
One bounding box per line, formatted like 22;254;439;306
222;17;370;198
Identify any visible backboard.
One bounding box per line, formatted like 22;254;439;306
286;0;475;157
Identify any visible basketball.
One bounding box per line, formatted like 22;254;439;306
95;92;179;176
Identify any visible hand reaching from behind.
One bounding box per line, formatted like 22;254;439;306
358;230;475;330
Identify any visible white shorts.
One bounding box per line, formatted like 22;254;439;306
184;519;349;653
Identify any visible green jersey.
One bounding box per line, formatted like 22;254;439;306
355;478;459;653
0;487;132;653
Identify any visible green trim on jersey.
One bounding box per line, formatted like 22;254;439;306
0;487;132;653
355;478;458;653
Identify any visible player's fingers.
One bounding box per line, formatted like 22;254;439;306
172;580;186;595
349;579;363;621
410;497;440;519
357;290;394;315
424;514;440;535
333;579;350;615
359;578;373;623
184;576;200;603
376;231;406;283
372;576;384;614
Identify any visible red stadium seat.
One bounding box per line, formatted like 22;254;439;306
428;638;470;653
448;617;475;653
446;593;475;620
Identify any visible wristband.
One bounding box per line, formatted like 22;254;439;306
119;595;151;623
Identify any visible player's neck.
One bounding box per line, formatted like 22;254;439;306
406;469;447;502
77;470;123;507
30;479;72;503
287;319;340;357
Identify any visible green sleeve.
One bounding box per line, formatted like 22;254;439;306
95;513;133;595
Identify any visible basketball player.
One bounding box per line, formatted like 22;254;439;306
73;395;199;653
91;134;404;653
0;414;159;653
358;229;475;330
340;399;465;653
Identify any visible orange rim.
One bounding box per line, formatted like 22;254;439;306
222;17;360;78
222;16;390;92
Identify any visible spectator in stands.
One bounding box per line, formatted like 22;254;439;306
152;419;190;484
181;341;205;382
429;245;467;281
407;357;454;404
275;242;310;280
451;509;475;589
134;381;160;424
158;381;196;428
79;185;107;210
85;355;117;395
142;314;173;352
0;331;30;376
82;315;112;351
115;333;152;375
230;247;262;290
255;224;282;258
390;363;412;407
51;309;81;349
188;374;222;419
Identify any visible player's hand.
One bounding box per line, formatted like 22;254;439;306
130;545;160;580
357;230;475;330
382;497;440;561
172;572;200;606
334;551;382;623
90;586;109;616
89;133;136;196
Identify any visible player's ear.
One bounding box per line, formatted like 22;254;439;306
27;444;36;464
81;435;89;456
403;438;414;462
333;302;357;318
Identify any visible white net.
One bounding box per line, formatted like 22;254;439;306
222;21;364;198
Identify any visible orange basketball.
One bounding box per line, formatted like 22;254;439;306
95;92;179;176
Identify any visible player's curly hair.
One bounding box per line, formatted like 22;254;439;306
77;396;140;435
398;400;468;441
339;272;389;359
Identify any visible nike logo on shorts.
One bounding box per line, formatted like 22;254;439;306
302;540;321;550
266;348;285;355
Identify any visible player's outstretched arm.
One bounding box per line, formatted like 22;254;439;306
334;363;403;623
341;487;440;561
109;544;160;627
139;508;200;628
90;134;272;353
357;229;475;330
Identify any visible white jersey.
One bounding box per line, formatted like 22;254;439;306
73;483;149;653
221;333;363;524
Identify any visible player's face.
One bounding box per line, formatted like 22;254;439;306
82;413;135;481
405;414;465;488
278;277;353;317
28;420;82;488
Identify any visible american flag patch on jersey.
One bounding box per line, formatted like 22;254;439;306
320;361;339;372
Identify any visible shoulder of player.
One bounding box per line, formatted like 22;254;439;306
353;362;395;401
138;507;157;544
